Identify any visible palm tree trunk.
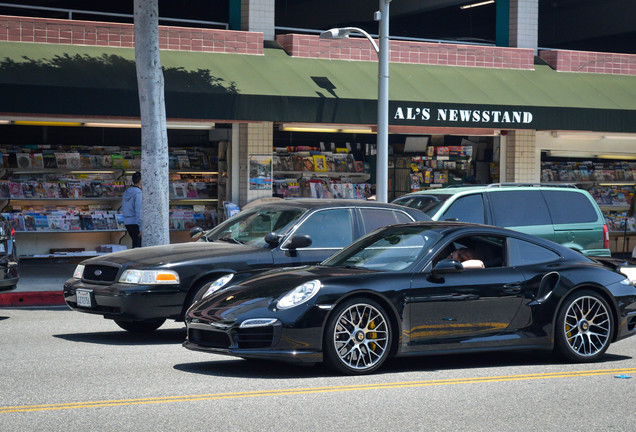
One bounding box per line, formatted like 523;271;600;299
134;0;170;246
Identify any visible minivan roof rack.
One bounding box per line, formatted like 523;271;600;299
485;183;579;189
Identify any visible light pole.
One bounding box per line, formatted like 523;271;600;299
320;0;391;203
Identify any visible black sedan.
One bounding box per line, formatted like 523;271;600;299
184;222;636;375
63;200;427;332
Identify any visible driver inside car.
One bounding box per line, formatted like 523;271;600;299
450;247;485;269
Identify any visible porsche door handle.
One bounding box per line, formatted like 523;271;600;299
502;283;522;294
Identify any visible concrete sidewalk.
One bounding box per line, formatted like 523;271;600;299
0;260;74;307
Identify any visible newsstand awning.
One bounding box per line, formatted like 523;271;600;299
1;41;636;132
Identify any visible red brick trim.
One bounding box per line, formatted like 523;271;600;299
277;33;535;70
539;49;636;75
0;15;263;55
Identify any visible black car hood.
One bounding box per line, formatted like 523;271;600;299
81;241;268;268
192;266;372;314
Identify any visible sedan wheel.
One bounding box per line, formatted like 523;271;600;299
324;299;391;375
114;318;166;333
555;290;613;362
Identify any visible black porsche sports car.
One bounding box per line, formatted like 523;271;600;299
184;222;636;375
63;199;427;332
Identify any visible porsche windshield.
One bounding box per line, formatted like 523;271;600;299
203;207;305;246
322;225;442;271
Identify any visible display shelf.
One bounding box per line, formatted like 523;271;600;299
15;229;125;233
275;171;370;180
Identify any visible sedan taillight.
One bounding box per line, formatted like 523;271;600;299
603;224;609;250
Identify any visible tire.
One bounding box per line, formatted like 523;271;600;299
181;275;228;319
554;290;614;362
114;318;166;333
323;298;392;375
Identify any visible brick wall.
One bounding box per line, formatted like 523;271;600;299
0;15;263;55
539;49;636;75
276;34;535;70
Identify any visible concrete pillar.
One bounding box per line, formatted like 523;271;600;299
504;130;538;183
241;0;275;41
238;122;274;207
509;0;538;52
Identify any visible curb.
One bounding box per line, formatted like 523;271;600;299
0;291;66;307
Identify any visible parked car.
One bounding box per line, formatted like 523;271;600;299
63;199;429;332
183;221;636;375
392;184;611;257
0;214;18;291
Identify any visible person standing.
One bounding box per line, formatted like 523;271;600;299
122;171;142;248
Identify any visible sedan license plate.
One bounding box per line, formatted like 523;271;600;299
76;289;93;308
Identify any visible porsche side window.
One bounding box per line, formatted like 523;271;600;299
508;238;560;266
434;235;505;269
294;209;353;248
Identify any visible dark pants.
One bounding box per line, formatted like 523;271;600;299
125;224;141;248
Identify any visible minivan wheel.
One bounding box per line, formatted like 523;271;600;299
554;290;613;362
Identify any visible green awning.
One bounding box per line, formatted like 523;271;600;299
1;41;636;132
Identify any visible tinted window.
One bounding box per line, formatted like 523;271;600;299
359;208;413;234
294;209;353;248
508;238;560;266
490;190;551;227
442;194;485;224
542;190;598;224
393;194;451;216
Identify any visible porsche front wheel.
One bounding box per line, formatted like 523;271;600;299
555;290;613;362
324;298;392;375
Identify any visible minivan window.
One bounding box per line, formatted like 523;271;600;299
541;190;598;224
490;190;552;227
441;193;485;224
358;208;413;235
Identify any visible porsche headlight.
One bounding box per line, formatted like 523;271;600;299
202;274;234;299
277;279;322;309
118;269;180;285
72;264;85;279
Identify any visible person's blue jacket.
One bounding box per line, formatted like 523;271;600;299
122;186;142;227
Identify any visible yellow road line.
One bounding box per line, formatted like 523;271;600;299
2;367;634;414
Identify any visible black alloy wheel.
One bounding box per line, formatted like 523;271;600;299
554;289;614;362
324;298;392;375
114;318;166;333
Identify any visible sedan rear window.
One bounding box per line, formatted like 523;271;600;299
393;194;452;216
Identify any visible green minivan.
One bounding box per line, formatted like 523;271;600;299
392;184;611;257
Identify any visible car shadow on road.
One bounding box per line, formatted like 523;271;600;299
54;327;186;346
381;350;632;374
173;350;632;379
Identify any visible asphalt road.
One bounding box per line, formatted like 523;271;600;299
1;307;635;431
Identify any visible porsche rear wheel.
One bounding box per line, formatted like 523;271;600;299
555;290;613;362
114;318;166;333
324;298;391;375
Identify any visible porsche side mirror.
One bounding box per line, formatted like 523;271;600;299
265;232;282;246
189;227;204;239
286;234;312;250
432;259;463;278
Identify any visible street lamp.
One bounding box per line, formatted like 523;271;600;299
320;0;391;203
